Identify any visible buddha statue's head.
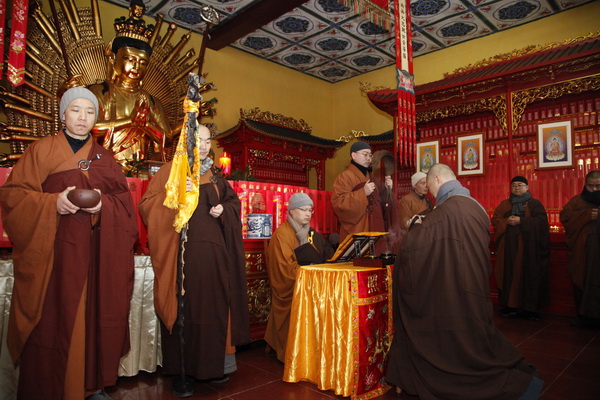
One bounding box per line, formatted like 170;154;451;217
109;0;154;87
110;45;150;88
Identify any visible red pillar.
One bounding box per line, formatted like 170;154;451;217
394;0;416;169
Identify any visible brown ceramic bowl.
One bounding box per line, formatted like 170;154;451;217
67;188;101;208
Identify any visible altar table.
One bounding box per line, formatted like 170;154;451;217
283;263;393;400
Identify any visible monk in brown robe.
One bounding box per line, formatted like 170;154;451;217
0;87;137;400
139;124;249;397
265;193;333;362
492;176;550;321
397;171;433;243
560;170;600;327
371;150;401;254
331;141;390;254
386;164;542;400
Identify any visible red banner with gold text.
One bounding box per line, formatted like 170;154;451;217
7;0;29;86
394;0;416;169
0;0;6;79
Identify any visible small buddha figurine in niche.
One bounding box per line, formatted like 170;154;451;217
251;192;266;214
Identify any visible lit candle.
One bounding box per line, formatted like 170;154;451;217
219;152;231;176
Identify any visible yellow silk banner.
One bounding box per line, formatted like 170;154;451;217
163;99;200;232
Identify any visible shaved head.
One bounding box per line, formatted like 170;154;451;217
428;163;456;181
426;163;456;198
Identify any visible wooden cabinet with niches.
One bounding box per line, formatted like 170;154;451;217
372;33;600;222
365;33;600;316
243;239;271;342
214;108;345;190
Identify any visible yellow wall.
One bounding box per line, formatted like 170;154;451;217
29;1;600;190
331;1;600;188
412;1;600;85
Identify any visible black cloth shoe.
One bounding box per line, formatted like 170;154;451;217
521;311;540;321
499;307;519;317
172;376;194;398
208;375;230;383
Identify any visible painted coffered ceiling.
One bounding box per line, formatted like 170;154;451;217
104;0;595;83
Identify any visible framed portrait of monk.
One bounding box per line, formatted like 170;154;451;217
457;133;485;176
416;140;439;173
537;120;573;170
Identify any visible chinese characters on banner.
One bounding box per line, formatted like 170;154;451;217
394;0;416;169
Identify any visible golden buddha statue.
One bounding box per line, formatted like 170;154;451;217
1;0;218;169
88;0;172;164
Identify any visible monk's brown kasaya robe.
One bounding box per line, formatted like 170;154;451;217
0;132;137;399
492;197;550;312
265;220;333;362
386;192;537;400
139;162;249;379
331;163;386;253
397;190;433;246
560;195;600;318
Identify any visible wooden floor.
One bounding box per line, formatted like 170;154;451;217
107;308;600;400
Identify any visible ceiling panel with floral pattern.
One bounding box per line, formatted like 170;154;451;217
104;0;595;83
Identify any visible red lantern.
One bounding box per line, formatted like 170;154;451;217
219;151;231;176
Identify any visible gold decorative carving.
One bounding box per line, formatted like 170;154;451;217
509;69;552;85
480;97;508;132
359;80;391;95
248;149;270;158
336;130;369;142
245;251;266;275
553;56;600;72
418;80;505;107
559;62;600;75
247;278;271;323
241;107;312;133
305;158;321;166
511;74;600;131
446;31;600;77
417;96;507;132
273;153;302;163
367;274;378;295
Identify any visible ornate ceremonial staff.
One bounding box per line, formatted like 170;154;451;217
196;6;220;77
162;7;220;392
163;72;202;394
176;73;201;394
